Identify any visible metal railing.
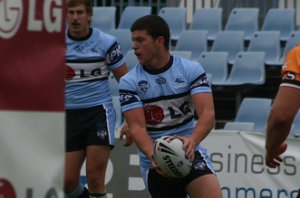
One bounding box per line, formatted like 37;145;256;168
93;0;299;27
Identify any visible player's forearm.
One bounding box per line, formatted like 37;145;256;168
131;127;154;159
191;111;215;144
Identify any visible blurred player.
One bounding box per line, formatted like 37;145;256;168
265;45;300;198
65;0;128;197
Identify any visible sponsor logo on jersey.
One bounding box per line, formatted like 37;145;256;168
138;80;149;92
107;44;123;64
191;75;208;89
144;105;164;125
286;72;296;80
120;92;140;104
156;77;166;84
74;45;84;52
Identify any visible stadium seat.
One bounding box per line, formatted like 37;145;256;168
92;7;116;32
124;50;139;71
108;74;119;96
291;110;300;138
109;29;132;55
271;31;300;66
261;8;296;42
247;31;281;66
112;95;124;130
189;8;223;41
235;97;272;133
213;52;265;86
225;8;259;42
118;6;152;29
170;50;192;59
174;30;208;61
223;121;255;131
211;31;245;65
198;52;228;85
158;7;187;41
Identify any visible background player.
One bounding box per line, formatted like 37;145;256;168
65;0;128;197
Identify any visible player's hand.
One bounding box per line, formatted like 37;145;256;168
150;155;168;177
265;143;287;168
175;135;195;161
119;124;133;146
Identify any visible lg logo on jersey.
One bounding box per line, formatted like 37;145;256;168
0;0;63;39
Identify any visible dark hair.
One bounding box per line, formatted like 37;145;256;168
130;15;170;50
67;0;93;15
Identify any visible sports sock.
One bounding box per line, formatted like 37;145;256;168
89;192;107;198
66;183;86;198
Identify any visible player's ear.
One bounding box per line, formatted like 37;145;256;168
155;36;165;48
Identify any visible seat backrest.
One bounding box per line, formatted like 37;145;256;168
118;6;152;29
175;30;208;60
227;52;265;85
223;121;255;131
189;8;223;41
292;110;300;137
198;52;228;83
171;50;192;59
159;7;187;41
125;50;139;71
92;7;116;32
282;31;300;60
211;31;245;64
108;74;119;96
247;31;281;63
109;29;132;55
262;8;296;41
225;8;259;41
235;97;272;132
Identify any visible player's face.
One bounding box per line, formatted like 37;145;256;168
67;4;91;38
131;30;160;67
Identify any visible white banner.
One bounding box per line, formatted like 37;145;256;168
202;131;300;198
0;111;65;198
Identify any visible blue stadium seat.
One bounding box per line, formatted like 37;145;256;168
223;121;255;131
108;74;119;96
213;52;265;86
109;29;132;55
92;7;116;32
291;110;300;138
262;8;296;42
174;30;208;60
271;31;300;66
198;52;228;85
189;8;223;41
118;6;152;29
159;7;187;41
235;97;272;133
124;50;139;71
225;8;259;42
170;50;192;59
211;31;245;65
247;31;281;66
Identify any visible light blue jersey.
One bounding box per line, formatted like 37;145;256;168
65;28;126;109
119;55;212;170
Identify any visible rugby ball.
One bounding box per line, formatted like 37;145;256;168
153;136;192;178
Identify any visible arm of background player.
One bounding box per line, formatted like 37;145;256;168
111;63;128;82
265;86;300;168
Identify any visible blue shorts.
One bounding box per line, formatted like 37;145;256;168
66;104;116;152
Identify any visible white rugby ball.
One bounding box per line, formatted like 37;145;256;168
153;136;192;178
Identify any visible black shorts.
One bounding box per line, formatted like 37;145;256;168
66;105;115;152
147;151;215;198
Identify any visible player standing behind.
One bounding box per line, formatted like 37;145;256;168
65;0;128;197
265;45;300;198
119;15;222;198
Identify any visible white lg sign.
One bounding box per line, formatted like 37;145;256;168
0;0;63;39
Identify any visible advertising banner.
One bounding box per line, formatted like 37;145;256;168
0;0;65;197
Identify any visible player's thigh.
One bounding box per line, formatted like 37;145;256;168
186;174;222;198
86;145;111;173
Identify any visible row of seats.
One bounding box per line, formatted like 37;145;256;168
92;6;297;43
109;28;300;67
218;97;300;138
